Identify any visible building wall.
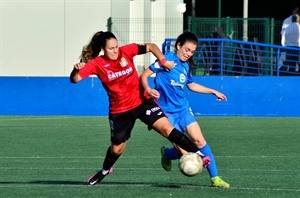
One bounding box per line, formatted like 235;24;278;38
0;0;184;76
0;0;112;76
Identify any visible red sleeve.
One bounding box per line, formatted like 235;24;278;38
120;43;139;58
78;58;99;79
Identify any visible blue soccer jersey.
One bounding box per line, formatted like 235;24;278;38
149;52;193;113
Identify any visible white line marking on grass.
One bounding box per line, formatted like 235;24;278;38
0;167;299;173
0;116;109;122
0;156;156;159
0;155;299;159
231;186;300;192
0;184;299;193
0;167;163;170
0;184;89;188
220;156;300;158
0;117;72;121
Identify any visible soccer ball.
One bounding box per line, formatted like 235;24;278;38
178;152;203;177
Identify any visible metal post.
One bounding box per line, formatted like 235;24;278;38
243;0;248;41
218;0;221;27
191;0;195;17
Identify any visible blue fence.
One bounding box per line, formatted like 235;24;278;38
0;76;299;117
0;77;109;116
162;38;300;76
1;38;299;116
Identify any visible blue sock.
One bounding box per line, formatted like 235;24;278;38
165;147;180;160
200;143;218;178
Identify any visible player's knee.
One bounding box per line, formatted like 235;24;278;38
111;148;123;155
193;139;206;148
111;144;125;155
152;118;174;137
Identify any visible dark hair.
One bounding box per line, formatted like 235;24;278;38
175;31;198;69
292;14;300;22
80;31;117;62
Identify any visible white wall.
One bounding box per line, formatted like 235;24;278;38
0;0;184;76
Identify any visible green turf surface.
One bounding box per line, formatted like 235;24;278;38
0;116;299;197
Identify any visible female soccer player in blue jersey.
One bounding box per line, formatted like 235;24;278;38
140;31;230;188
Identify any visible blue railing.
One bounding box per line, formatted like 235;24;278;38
162;38;300;76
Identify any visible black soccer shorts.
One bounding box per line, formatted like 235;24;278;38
108;98;166;144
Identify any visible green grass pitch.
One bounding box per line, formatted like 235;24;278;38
0;116;299;197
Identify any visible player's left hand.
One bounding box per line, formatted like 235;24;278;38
215;92;227;101
146;88;160;99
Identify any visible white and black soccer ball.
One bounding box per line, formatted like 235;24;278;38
178;152;203;177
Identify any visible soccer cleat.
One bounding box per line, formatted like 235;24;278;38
109;167;113;174
161;146;172;171
87;169;111;185
211;176;230;188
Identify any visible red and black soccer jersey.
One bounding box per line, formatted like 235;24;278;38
78;43;148;114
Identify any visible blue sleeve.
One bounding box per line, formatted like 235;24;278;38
187;69;194;84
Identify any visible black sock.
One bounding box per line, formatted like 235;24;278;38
102;146;121;170
167;128;198;153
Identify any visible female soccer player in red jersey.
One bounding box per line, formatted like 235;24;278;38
70;31;210;185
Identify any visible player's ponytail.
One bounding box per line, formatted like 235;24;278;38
80;31;117;62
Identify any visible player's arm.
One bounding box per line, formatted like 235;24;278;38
70;62;85;83
187;82;227;101
140;67;160;99
140;43;174;70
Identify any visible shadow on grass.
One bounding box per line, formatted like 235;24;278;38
0;180;206;188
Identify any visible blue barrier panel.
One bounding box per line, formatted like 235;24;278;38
187;76;299;117
0;76;299;116
0;77;108;116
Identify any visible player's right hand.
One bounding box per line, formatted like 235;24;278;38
162;60;174;71
74;62;86;70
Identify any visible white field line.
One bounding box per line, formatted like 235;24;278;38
0;155;298;159
0;117;76;121
0;183;299;193
0;116;113;123
0;167;299;172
